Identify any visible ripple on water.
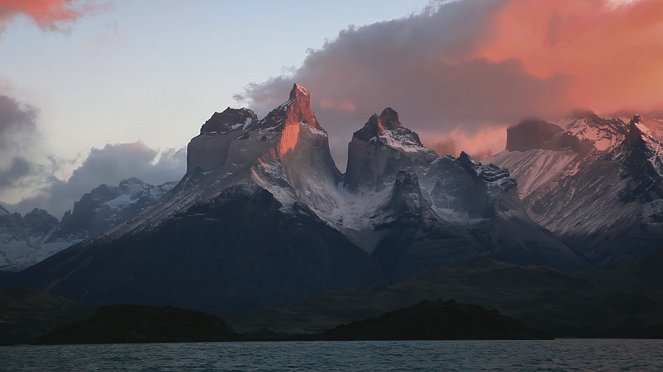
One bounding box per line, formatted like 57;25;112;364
2;339;663;371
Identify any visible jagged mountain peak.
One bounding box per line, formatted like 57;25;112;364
200;107;258;134
345;108;436;191
376;169;433;229
23;209;58;235
187;82;331;174
612;115;663;202
454;152;515;190
358;107;404;139
456;151;478;168
565;112;628;152
352;108;431;153
258;83;321;131
357;107;405;138
377;107;401;131
289;82;310;100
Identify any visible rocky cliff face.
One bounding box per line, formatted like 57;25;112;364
252;83;342;215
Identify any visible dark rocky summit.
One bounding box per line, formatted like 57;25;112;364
200;107;258;134
506;119;564;151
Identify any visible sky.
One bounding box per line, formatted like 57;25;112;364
1;0;662;216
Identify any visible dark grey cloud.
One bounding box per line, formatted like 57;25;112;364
0;157;32;188
0;94;40;191
0;94;37;150
236;0;570;168
11;142;186;217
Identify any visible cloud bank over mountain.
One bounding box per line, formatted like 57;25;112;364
0;87;185;217
237;0;663;165
10;142;185;218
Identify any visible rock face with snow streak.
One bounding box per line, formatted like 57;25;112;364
491;113;663;266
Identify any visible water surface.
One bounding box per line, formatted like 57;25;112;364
2;339;663;371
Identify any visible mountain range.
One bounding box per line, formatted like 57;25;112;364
491;112;663;265
0;178;175;270
1;83;662;334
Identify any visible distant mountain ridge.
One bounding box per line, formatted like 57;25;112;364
0;178;175;271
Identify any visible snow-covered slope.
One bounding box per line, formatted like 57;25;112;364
491;113;663;265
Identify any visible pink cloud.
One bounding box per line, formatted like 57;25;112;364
0;0;85;32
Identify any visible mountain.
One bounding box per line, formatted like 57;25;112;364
0;178;175;271
344;107;437;192
340;108;582;276
491;113;663;266
15;84;377;315
13;83;583;316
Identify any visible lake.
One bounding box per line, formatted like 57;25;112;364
2;339;663;371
